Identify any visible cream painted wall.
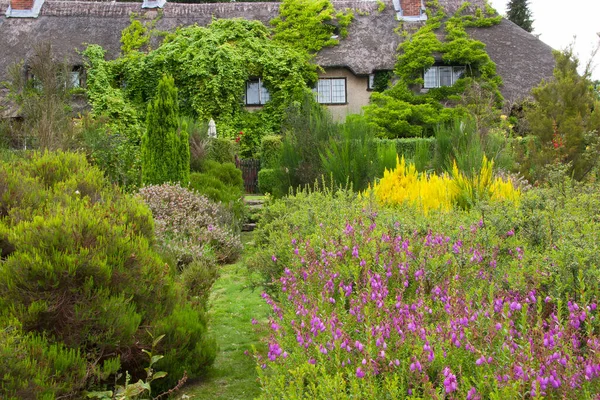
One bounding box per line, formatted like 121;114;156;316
319;67;372;121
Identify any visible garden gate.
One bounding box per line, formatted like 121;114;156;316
235;158;260;194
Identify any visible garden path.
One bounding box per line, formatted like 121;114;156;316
179;233;269;399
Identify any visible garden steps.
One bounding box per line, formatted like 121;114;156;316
242;195;265;232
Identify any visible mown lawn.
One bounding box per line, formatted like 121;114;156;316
180;233;270;399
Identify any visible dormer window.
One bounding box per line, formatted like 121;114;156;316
245;78;270;106
423;66;466;89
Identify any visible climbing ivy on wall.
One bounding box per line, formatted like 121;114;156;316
364;0;503;138
271;0;354;54
84;19;319;149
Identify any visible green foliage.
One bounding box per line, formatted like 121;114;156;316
188;161;246;228
258;168;285;197
523;48;600;181
372;70;392;92
86;334;172;400
320;117;396;191
5;42;74;150
120;14;150;54
278;95;337;190
82;45;143;133
364;82;463;138
141;74;189;185
0;151;215;398
85;19;317;147
151;304;217;391
260;135;283;169
271;0;354;53
373;137;436;161
77;114;141;190
506;0;534;33
247;186;364;289
208;137;237;164
0;325;88;399
364;1;503;138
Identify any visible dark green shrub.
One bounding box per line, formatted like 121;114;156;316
180;256;219;309
152;304;217;390
0;325;90;400
188;160;245;227
142;74;189;185
77;114;142;191
207;137;237;164
258;168;285;197
0;151;215;398
523;49;600;182
260;135;283;169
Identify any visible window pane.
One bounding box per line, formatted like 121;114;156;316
246;80;260;105
423;67;438;88
260;81;270;104
317;79;331;104
439;67;453;87
71;71;80;88
330;79;346;103
368;74;375;90
453;66;466;83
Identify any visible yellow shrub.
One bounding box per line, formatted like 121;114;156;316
370;156;520;213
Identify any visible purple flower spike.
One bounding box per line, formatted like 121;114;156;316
356;367;365;378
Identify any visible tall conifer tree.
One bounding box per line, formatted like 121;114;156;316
506;0;534;33
142;74;189;185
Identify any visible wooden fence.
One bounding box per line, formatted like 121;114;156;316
235;158;260;194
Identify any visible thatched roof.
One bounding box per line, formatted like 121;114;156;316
0;0;555;110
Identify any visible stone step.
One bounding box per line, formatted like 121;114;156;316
242;223;257;232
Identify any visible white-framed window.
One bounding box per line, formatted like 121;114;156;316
70;66;84;88
423;66;466;89
245;78;270;106
313;78;347;104
368;74;376;90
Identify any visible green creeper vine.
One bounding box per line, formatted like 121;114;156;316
364;0;504;138
271;0;354;54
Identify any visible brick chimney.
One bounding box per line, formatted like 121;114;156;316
10;0;34;10
6;0;44;17
400;0;422;17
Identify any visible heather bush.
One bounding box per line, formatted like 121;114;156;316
0;151;216;398
139;183;242;264
255;187;600;398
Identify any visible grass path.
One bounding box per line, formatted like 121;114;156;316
180;236;270;399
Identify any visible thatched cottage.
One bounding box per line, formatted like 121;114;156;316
0;0;555;120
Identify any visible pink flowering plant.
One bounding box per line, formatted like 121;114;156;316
256;213;600;398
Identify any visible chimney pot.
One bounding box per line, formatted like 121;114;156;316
400;0;423;17
10;0;34;10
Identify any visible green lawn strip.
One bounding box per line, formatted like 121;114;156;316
181;236;270;399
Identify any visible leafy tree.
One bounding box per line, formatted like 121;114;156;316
5;42;74;150
142;74;189;185
506;0;534;33
524;48;600;181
